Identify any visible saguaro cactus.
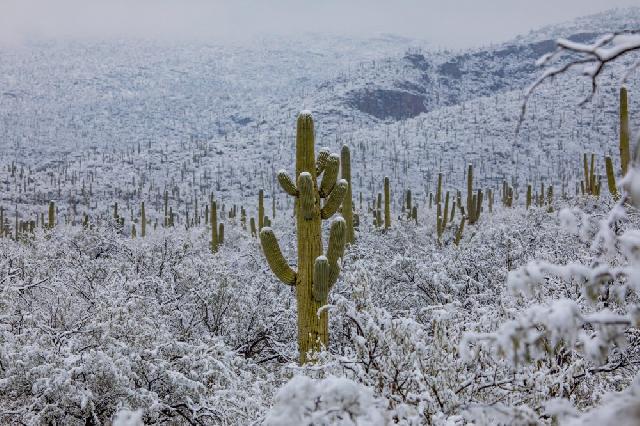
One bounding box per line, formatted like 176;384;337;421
260;112;348;364
141;201;146;237
48;201;55;229
384;176;391;229
258;189;264;231
341;145;355;244
620;87;630;176
605;156;618;200
466;164;482;224
210;196;218;253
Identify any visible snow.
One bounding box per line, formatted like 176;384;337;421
0;7;639;426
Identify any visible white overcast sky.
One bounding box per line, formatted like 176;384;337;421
0;0;637;48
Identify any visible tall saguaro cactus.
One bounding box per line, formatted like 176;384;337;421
260;112;347;364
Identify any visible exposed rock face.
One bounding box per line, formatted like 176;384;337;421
346;89;428;120
342;32;602;121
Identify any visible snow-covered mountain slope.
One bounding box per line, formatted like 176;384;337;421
0;8;638;225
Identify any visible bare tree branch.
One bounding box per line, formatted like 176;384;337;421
517;29;640;134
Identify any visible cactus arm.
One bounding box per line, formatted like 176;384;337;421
312;256;330;302
320;179;348;219
278;169;298;197
316;149;331;176
298;172;315;220
319;154;340;197
260;227;297;286
326;217;346;287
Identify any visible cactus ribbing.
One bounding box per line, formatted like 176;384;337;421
260;112;347;364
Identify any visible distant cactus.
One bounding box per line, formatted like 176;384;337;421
258;189;264;231
384;176;391;229
526;184;532;209
454;215;466;246
218;222;224;245
605;156;618;200
141;201;146;237
260;112;347;364
436;202;444;243
436;173;443;205
250;217;257;237
620;87;630;176
466;164;482;224
48;201;55;229
341;145;355;244
210;196;218;253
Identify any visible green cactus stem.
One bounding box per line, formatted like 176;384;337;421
605;156;618;200
141;202;146;237
48;201;55;229
250;217;257;237
260;112;348;364
620;87;630;176
454;215;466;246
218;222;224;245
210;197;218;253
384;176;391;230
258;189;264;231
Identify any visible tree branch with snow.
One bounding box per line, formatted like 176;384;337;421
518;30;640;133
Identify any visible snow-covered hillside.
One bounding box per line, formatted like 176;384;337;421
0;6;639;426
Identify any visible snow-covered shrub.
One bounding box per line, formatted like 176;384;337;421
264;375;388;426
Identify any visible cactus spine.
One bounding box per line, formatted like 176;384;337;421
341;145;355;244
260;112;347;364
620;87;630;176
